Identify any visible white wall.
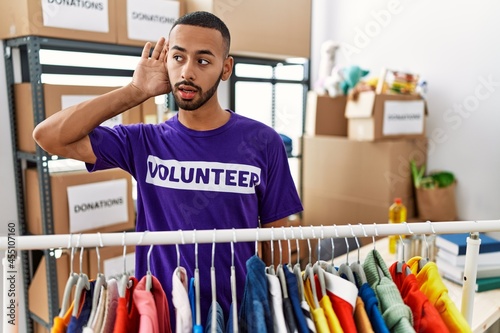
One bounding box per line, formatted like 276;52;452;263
311;0;500;220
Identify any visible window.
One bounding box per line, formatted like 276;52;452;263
229;57;309;194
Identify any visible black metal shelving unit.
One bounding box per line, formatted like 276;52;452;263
3;36;143;331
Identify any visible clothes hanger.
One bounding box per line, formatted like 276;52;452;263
276;227;289;300
417;220;436;272
59;234;79;317
87;232;108;326
175;229;185;279
371;223;386;279
72;240;91;317
302;227;320;309
146;244;154;292
266;227;276;275
337;229;356;283
210;229;217;333
118;231;130;298
325;224;339;275
193;230;202;328
396;222;414;275
349;224;368;288
292;227;305;302
312;226;326;298
230;228;239;333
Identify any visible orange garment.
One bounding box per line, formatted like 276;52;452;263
353;297;374;333
407;257;472;333
113;277;140;333
51;302;74;333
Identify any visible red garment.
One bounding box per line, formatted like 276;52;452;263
389;262;450;333
316;272;358;333
113;277;140;333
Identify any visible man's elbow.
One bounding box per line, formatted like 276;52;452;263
32;122;57;154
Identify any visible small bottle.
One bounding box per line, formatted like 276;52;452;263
388;198;407;254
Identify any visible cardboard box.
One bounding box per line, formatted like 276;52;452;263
302;135;427;227
116;0;185;46
141;97;160;124
305;91;347;136
25;168;136;235
345;91;428;141
29;250;90;324
185;0;312;59
0;0;116;43
14;83;142;153
88;246;135;279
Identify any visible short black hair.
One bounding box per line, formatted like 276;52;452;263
170;11;231;57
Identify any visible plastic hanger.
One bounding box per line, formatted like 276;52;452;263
230;228;239;333
349;224;368;288
276;227;289;300
293;227;305;301
371;223;387;279
396;222;414;275
312;226;326;298
266;227;276;275
193;230;201;327
72;243;91;317
326;224;339;275
417;221;435;272
118;231;130;298
87;233;108;325
210;229;217;333
302;227;320;309
337;232;356;283
146;244;154;292
175;229;185;279
59;234;79;317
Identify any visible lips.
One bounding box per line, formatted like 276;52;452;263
178;84;198;100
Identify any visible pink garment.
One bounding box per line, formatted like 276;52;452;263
100;279;119;333
135;275;172;333
134;279;160;333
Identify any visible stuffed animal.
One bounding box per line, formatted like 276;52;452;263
314;40;340;95
324;65;370;97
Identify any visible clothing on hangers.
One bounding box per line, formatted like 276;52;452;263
51;301;75;333
133;276;161;333
68;280;96;332
407;257;472;333
303;277;330;333
389;262;449;333
363;250;415;333
321;270;358;333
238;255;273;333
83;285;107;332
99;278;119;333
284;264;313;333
206;302;225;333
172;267;192;333
358;283;389;333
113;277;140;333
266;271;288;333
353;297;374;333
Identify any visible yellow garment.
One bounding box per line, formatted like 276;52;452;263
354;296;374;333
303;275;330;333
303;274;319;310
319;294;344;333
51;302;74;333
407;256;472;333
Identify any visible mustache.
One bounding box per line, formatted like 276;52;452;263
174;80;202;91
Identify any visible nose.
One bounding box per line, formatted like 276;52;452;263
181;60;196;81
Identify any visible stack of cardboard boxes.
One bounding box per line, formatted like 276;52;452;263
302;90;428;233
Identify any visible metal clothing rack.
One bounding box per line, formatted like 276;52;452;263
1;219;497;330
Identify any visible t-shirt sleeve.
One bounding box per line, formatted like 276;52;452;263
85;125;139;176
259;131;303;224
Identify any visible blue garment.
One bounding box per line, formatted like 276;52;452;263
238;255;273;333
359;283;390;333
190;277;196;323
67;280;96;333
284;265;309;333
206;302;225;333
226;303;234;333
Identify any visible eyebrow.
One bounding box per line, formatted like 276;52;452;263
170;45;216;57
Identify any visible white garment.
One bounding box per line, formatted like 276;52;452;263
99;278;119;333
82;286;107;333
172;267;192;333
267;273;288;333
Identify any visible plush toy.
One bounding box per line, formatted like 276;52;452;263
314;40;340;95
324;65;370;97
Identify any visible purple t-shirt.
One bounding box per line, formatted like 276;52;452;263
86;110;303;326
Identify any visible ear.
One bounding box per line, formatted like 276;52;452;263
221;56;234;81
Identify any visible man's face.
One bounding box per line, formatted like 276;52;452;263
167;25;232;111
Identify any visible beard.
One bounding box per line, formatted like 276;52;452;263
171;71;223;111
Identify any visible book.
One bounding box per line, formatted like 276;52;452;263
437;247;500;266
436;256;500;281
441;273;500;293
435;233;500;255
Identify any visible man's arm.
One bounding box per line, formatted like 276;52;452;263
32;37;170;164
